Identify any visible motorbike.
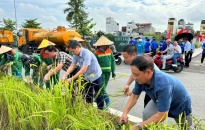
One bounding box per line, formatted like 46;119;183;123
153;52;184;73
113;52;122;65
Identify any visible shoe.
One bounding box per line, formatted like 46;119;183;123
184;66;189;68
172;64;177;67
161;67;165;70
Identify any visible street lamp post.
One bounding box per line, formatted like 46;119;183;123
14;0;17;31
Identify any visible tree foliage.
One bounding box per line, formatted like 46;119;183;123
21;18;42;28
96;31;105;38
64;0;95;37
0;18;16;32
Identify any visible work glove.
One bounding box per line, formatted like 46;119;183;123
47;65;52;70
112;73;116;78
25;76;31;83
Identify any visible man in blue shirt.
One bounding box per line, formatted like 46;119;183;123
184;37;191;67
122;44;159;108
201;42;205;64
136;39;144;55
63;40;104;110
144;39;151;53
129;37;134;44
151;38;158;57
189;40;195;63
119;55;192;130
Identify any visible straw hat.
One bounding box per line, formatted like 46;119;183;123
0;45;12;54
93;35;114;46
73;36;85;42
38;39;56;49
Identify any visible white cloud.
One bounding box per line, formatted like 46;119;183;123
0;0;204;33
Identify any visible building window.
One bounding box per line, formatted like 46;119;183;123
168;22;174;25
201;20;205;24
203;27;205;29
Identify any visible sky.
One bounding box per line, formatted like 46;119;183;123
0;0;204;33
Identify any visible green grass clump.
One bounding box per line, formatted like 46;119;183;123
0;72;118;130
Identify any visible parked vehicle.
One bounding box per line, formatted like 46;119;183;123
113;52;122;65
17;26;92;54
153;52;184;73
0;30;14;46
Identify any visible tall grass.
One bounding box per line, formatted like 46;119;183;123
0;72;118;130
1;72;205;130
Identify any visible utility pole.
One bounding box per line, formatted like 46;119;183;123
14;0;18;32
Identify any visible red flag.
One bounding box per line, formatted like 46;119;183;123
167;28;172;39
186;28;189;33
177;28;184;34
200;35;203;42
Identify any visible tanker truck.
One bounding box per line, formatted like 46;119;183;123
0;30;14;46
17;26;90;55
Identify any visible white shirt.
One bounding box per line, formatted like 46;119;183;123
174;45;182;54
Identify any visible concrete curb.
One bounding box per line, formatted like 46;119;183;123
109;108;142;123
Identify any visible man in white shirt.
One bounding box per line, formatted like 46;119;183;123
161;39;174;69
172;41;182;67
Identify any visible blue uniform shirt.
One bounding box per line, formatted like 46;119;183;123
202;43;205;54
136;42;144;55
132;70;191;118
144;41;150;52
72;48;102;82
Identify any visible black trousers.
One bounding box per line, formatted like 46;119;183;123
83;76;104;110
189;51;193;63
185;51;191;67
201;53;205;63
151;50;156;57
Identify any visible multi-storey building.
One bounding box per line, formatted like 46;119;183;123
106;17;119;33
200;20;205;35
167;18;177;35
177;19;185;32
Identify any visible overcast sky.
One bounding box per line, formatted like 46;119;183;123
0;0;204;32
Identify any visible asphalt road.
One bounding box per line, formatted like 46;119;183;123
107;54;205;120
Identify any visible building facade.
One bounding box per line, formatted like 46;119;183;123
167;18;177;35
200;20;205;35
106;17;119;33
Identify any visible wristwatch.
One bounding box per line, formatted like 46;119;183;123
135;123;142;130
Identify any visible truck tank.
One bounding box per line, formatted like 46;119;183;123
0;30;14;45
33;26;81;46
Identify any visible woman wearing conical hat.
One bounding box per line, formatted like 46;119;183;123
94;35;116;110
0;45;23;78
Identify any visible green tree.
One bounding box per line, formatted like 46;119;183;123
21;18;42;28
64;0;96;37
96;31;105;37
0;18;16;31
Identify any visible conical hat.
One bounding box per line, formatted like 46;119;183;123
0;45;12;54
93;35;114;46
38;39;56;49
73;36;85;42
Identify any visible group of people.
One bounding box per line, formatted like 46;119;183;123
0;35;116;110
120;44;192;130
129;36;159;56
129;36;197;69
0;35;193;129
